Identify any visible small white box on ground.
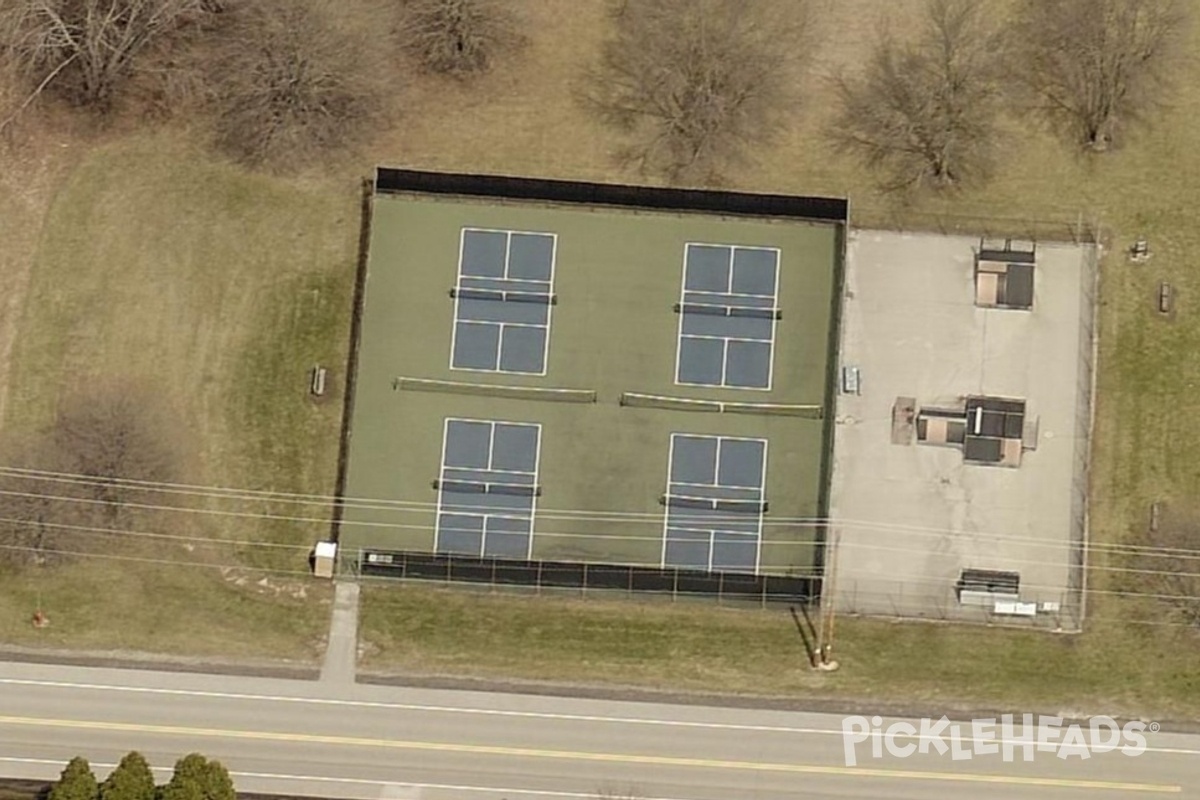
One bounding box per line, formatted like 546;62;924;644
313;541;337;579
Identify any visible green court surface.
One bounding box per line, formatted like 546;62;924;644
339;187;840;577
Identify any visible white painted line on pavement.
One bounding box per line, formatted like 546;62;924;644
0;677;807;733
2;677;1198;757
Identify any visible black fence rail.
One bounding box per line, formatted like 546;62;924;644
356;550;822;605
375;168;849;223
329;178;376;544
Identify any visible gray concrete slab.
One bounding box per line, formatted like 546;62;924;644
320;581;361;684
828;230;1096;625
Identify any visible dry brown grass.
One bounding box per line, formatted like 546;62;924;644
0;96;81;427
0;128;352;659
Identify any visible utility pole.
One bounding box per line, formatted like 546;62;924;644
815;523;840;671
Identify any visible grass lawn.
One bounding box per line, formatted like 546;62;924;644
0;561;329;661
360;585;1200;720
0;130;354;660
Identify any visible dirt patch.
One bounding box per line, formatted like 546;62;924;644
220;566;324;603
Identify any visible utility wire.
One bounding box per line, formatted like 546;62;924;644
1;483;1194;576
0;466;1193;559
1;538;1196;630
2;509;1198;584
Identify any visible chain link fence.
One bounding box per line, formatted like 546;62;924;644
848;203;1103;247
347;549;823;608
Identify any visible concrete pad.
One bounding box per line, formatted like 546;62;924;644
828;230;1096;627
321;581;361;684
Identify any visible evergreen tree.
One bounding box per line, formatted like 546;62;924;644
159;754;234;800
50;757;99;800
101;752;156;800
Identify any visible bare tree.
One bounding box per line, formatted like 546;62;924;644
51;379;183;518
583;0;812;184
1007;0;1188;151
830;0;999;191
398;0;524;77
212;0;387;166
0;380;185;567
0;0;210;111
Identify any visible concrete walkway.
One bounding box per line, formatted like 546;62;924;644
319;581;360;684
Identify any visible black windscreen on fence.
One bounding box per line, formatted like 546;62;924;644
374;168;849;223
358;551;820;604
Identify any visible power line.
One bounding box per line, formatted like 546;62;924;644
4;507;1197;587
832;537;1200;580
0;536;1189;606
0;541;313;578
1;484;1192;580
0;465;1194;560
1;488;1198;575
0;515;311;551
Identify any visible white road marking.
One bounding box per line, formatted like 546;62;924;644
0;677;807;732
1;677;1198;756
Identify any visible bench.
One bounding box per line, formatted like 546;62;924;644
310;365;327;397
1130;237;1150;262
1159;282;1173;314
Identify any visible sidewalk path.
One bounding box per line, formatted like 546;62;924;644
320;581;360;684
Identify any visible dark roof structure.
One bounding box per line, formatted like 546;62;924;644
963;396;1026;465
975;239;1036;310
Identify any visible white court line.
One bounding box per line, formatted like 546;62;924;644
0;758;666;800
1;677;1199;757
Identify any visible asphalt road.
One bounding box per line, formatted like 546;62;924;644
0;661;1196;799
